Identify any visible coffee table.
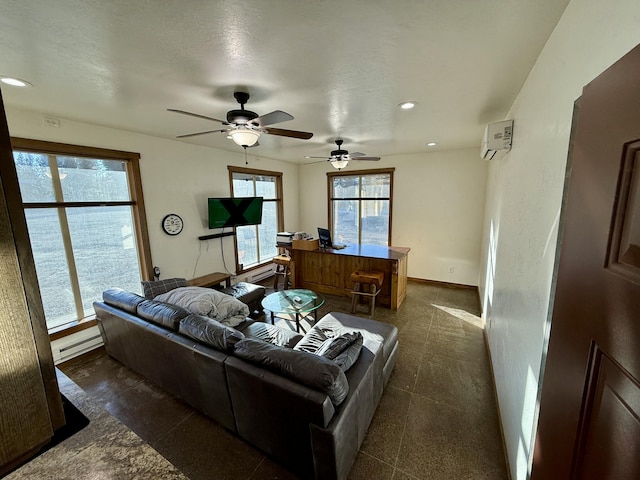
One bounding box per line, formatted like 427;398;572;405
261;289;325;333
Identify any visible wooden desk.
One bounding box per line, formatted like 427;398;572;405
289;244;410;310
188;272;232;288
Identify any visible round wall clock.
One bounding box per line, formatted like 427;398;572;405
162;214;184;236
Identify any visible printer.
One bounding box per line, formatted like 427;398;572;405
276;232;294;247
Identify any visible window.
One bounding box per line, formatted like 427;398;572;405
11;138;152;331
229;166;283;272
328;168;394;246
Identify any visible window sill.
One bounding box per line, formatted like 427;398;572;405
48;317;98;341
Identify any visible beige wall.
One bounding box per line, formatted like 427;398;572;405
6;108;488;287
298;148;489;286
5;108;300;282
479;0;640;478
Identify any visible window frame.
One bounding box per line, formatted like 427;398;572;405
228;166;284;274
327;167;395;245
10;137;153;333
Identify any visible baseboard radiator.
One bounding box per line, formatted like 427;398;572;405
242;265;275;284
51;325;104;365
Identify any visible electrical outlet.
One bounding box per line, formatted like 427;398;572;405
448;266;455;274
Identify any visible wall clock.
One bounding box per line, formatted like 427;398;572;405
162;213;184;236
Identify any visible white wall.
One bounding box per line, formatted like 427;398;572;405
478;1;640;479
299;148;488;286
6;108;300;283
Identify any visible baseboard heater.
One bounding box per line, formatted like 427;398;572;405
51;325;104;365
244;265;275;283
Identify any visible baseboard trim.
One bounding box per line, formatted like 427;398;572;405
483;329;513;480
407;277;477;290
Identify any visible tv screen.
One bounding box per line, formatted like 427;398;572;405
208;197;264;229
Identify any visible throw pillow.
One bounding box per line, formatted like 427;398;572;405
141;277;188;299
293;328;330;353
154;286;218;317
234;338;349;405
154;286;249;327
331;333;364;371
316;332;364;371
316;332;360;359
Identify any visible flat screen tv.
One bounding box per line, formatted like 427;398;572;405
208;197;264;229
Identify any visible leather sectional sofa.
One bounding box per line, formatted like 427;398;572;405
94;287;398;480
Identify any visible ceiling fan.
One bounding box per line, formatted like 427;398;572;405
305;139;381;170
168;91;313;147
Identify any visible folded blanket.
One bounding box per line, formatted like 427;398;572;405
154;286;249;327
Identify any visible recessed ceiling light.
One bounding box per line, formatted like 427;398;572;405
398;101;417;110
427;142;437;147
0;77;32;87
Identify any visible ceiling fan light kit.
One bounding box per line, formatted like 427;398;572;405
331;159;349;170
230;127;260;147
305;139;381;170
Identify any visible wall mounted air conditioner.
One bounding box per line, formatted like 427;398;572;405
481;120;513;160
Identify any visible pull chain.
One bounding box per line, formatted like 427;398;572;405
243;146;248;165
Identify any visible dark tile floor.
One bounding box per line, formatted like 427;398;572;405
59;280;508;480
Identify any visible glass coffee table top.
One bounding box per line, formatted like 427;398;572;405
261;289;324;332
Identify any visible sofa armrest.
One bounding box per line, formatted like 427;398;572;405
225;355;335;479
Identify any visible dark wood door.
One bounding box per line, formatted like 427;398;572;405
531;44;640;479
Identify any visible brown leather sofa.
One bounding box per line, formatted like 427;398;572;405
94;288;398;480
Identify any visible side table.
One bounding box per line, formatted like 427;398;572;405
188;272;232;289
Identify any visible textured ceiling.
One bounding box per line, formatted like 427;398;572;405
0;0;569;163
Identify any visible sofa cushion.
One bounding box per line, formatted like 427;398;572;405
179;314;245;353
233;338;349;405
102;288;145;314
309;312;398;367
136;299;190;331
141;277;188;299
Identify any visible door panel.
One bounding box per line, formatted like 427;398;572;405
574;346;640;480
532;43;640;479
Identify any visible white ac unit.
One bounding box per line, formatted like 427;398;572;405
481;120;513;160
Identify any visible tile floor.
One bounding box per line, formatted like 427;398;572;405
59;280;508;480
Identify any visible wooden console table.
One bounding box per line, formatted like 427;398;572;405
188;272;232;289
290;244;410;310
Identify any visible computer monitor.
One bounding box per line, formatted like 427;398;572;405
317;227;332;248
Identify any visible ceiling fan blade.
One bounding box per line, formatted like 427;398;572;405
349;152;366;157
265;127;313;140
304;159;331;165
176;128;227;138
304;155;331;159
168;108;228;124
351;156;381;161
255;110;294;126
